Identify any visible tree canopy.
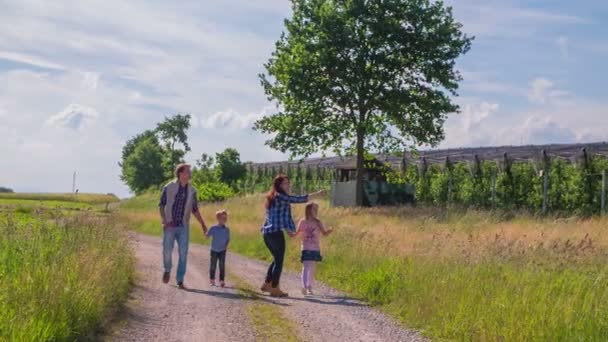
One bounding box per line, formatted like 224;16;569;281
119;115;192;193
255;0;472;205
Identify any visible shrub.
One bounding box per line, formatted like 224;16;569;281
196;181;235;202
0;187;13;193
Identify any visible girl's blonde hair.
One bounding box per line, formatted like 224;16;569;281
304;202;319;221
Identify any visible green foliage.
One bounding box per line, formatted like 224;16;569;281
196;181;235;203
215;148;247;188
256;0;472;205
407;156;608;215
120;135;166;194
120;115;192;193
0;212;133;341
0;187;13;193
156;114;192;178
0;193;119;204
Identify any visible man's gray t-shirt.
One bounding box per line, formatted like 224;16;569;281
207;225;230;252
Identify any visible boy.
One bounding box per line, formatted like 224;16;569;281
206;209;230;287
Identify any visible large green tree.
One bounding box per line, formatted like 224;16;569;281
255;0;472;205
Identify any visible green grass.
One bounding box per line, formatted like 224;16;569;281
0;192;120;205
0;209;133;341
0;198;95;211
231;277;302;342
120;194;608;341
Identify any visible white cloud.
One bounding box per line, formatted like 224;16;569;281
0;50;66;70
498;115;577;145
527;78;569;104
82;72;99;89
447;0;589;39
198;107;273;130
461;102;499;131
47;104;98;130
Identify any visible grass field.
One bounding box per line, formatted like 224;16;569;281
0;192;120;204
0;195;133;341
121;193;608;341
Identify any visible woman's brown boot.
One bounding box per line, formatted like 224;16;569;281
269;286;288;297
260;281;272;293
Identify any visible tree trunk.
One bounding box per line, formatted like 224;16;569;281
355;127;365;206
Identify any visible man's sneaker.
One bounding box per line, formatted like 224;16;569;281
260;281;272;293
301;288;308;296
210;279;216;286
269;286;288;298
306;288;314;295
177;282;187;290
220;281;225;288
162;272;170;284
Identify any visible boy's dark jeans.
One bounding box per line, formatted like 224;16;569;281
210;250;226;281
263;231;286;287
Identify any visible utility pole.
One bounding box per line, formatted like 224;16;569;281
72;171;76;194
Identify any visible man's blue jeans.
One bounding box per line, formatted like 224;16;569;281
163;225;189;284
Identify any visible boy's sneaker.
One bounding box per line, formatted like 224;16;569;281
210;279;216;286
306;288;314;295
162;272;170;284
177;282;187;290
220;281;225;288
301;288;308;296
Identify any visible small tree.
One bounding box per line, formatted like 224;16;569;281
215;148;247;188
120;136;166;194
156;114;191;178
256;0;472;205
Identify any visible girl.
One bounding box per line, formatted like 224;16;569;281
260;174;325;297
295;202;333;295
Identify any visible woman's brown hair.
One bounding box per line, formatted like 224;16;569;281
265;174;289;209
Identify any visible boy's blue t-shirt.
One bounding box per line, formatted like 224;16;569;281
207;225;230;252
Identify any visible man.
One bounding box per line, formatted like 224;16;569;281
159;163;207;289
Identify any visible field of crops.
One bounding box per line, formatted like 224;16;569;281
121;193;608;341
0;194;133;341
242;144;608;215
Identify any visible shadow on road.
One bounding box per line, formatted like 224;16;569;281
184;287;290;307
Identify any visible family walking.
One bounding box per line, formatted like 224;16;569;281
159;164;331;297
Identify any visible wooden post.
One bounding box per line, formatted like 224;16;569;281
541;149;550;215
491;172;497;209
445;156;453;206
602;170;607;215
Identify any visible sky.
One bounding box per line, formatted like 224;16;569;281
1;0;607;197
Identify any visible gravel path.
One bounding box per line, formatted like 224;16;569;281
111;233;425;342
109;234;256;342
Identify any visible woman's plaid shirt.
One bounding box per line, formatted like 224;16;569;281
261;193;308;234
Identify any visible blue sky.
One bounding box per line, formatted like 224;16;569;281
1;0;606;197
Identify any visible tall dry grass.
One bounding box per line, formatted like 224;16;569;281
121;193;608;341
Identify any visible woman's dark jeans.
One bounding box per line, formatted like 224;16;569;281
263;231;286;287
210;250;226;281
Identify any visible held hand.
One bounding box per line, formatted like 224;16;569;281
287;231;296;238
310;189;327;199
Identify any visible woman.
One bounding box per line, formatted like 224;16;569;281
260;174;325;297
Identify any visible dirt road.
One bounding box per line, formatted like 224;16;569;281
110;234;425;342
